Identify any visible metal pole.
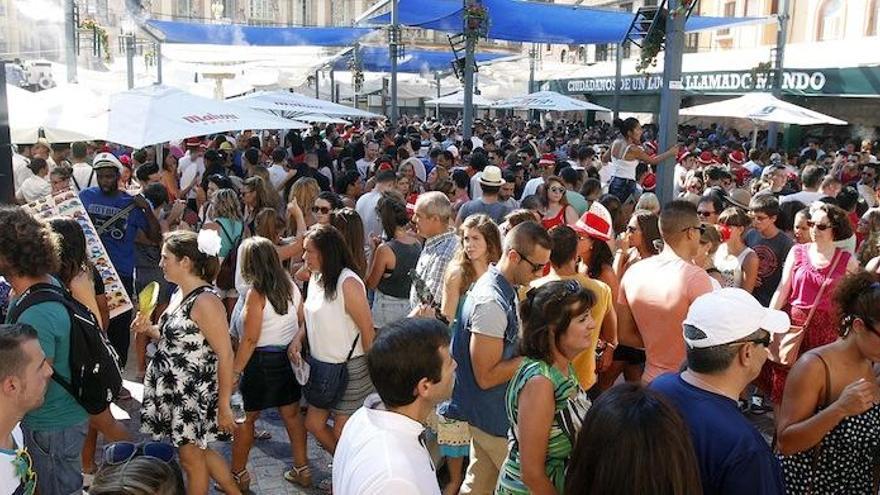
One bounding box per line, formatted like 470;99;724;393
527;43;537;121
126;35;135;90
156;43;163;84
462;0;478;141
435;72;441;118
0;62;13;204
315;69;320;99
389;0;399;123
353;43;360;110
329;69;336;102
767;0;789;150
613;42;623;121
65;0;77;82
656;0;685;206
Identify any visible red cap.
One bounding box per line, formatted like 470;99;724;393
644;140;658;156
539;153;556;167
642;172;657;191
185;137;206;149
728;150;746;164
697;151;716;165
572;202;613;242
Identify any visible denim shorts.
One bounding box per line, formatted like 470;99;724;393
23;421;88;495
608;176;638;204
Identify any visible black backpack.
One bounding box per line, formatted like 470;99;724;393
9;283;123;414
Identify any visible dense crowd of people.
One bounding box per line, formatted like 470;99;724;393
2;114;880;495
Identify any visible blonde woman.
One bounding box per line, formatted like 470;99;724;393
203;189;245;314
290;178;320;228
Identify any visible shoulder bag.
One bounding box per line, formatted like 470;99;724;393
302;334;360;409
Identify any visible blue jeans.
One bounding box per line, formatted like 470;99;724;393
23;421;87;495
608;176;638;203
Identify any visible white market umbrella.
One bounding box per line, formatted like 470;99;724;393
492;90;611;112
9;84;104;144
67;85;307;148
679;93;847;126
294;113;350;124
230;90;381;120
426;89;495;107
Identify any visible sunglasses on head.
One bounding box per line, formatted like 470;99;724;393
806;220;832;231
103;441;175;466
311;206;331;214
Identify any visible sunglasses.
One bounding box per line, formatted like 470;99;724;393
730;334;771;348
806;220;832;231
12;446;37;495
682;224;707;235
515;249;546;273
103;441;175;466
311;206;331;214
548;186;566;194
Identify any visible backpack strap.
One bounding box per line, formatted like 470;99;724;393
7;284;80;398
95;202;138;236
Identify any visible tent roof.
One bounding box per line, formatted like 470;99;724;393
229;90;382;119
492;90;611;112
146;20;374;47
332;46;512;73
426;89;495;106
368;0;772;45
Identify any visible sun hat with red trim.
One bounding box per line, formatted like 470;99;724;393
184;137;206;149
539;153;556;167
572;202;614;241
697;151;716;165
728;150;746;164
677;150;691;162
644;140;658;156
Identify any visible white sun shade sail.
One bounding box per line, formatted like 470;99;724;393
426;89;495;107
679;92;847;126
45;85;308;148
229;90;381;119
492;90;611;112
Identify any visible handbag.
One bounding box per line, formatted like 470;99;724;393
302;334;360;409
768;250;842;366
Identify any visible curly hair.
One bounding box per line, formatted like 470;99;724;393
834;271;880;337
857;209;880;265
47;217;90;286
810;202;853;241
211;188;242;221
0;206;61;278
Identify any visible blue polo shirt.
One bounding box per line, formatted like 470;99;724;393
79;188;148;279
651;373;784;495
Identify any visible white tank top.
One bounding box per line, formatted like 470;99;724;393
304;268;366;363
255;282;302;347
609;142;640;180
713;244;755;288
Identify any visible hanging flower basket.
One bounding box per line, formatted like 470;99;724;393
464;3;489;39
80;18;111;63
634;0;694;73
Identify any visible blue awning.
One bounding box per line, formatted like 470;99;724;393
146;20;374;47
368;0;772;45
332;47;512;73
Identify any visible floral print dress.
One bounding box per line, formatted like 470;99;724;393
141;286;230;449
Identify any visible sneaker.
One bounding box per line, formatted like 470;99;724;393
749;394;773;415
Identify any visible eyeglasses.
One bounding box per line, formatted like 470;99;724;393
681;224;707;235
806;220;832;231
12;446;37;495
697;210;715;218
548;186;566;194
749;212;770;222
103;441;175;466
311;206;331;214
515;249;546;273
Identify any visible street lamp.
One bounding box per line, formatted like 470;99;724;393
121;18;136;90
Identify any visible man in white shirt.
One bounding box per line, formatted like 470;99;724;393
267;148;290;190
0;323;54;495
69;141;96;191
178;138;205;206
780;164;826;205
521;153;556;198
356;171;397;256
16;159;51;203
357;141;380;179
333;318;455;495
12;146;32;190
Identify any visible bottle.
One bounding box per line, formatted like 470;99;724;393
230;391;246;424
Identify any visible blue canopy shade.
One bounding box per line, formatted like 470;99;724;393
369;0;771;45
332;47;511;73
146;20;374;47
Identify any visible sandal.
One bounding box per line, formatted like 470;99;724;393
216;469;250;493
255;429;272;441
284;464;313;488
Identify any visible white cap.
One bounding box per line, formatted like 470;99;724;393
683;288;790;348
92;152;122;172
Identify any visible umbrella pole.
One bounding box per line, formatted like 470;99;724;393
751;122;758;150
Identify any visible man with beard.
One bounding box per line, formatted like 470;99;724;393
79;153;161;374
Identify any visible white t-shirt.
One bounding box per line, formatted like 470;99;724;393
178;153;205;200
356;190;383;250
71;162;97;191
470;171;483;200
12;153;32;189
356;158;375;179
780;190;824;205
333;394;441;495
1;425;26;495
304;268;366;363
521;177;544;198
17;175;51;202
267;163;288;191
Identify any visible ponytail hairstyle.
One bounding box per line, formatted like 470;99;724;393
163;231;220;283
834;271;880;337
613;117;640;140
